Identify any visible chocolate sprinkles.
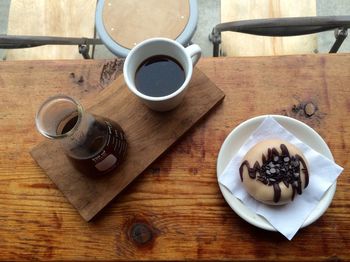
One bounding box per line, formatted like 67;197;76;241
239;144;309;203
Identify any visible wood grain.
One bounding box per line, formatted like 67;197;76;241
103;0;189;48
30;68;225;221
0;55;349;260
6;0;96;60
221;0;317;56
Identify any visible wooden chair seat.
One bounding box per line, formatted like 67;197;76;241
103;0;190;49
96;0;198;57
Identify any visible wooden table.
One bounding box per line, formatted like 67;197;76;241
0;55;349;260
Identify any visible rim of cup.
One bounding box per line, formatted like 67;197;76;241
123;37;193;102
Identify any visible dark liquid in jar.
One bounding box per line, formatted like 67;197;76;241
59;115;127;176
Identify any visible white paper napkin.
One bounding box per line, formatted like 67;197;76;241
219;116;343;240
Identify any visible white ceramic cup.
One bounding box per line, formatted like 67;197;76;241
123;37;201;112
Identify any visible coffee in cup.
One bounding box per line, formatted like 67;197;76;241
124;37;201;111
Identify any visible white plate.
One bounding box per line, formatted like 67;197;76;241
216;115;337;231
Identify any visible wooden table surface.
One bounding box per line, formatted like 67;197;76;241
0;55;349;261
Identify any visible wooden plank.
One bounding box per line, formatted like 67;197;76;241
103;0;190;49
221;0;317;56
30;68;225;221
0;55;349;260
6;0;96;60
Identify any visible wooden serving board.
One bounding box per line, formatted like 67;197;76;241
30;68;225;221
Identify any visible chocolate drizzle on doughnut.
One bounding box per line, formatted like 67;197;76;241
239;144;309;203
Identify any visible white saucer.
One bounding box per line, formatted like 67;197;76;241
216;115;337;231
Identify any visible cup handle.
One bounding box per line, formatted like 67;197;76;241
185;44;202;66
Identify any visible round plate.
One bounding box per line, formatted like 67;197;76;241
216;115;337;231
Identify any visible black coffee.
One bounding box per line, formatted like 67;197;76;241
61;115;78;134
58;115;127;176
135;55;185;97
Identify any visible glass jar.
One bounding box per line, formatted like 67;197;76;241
35;95;127;176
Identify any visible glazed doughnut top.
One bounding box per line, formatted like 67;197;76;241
239;139;309;205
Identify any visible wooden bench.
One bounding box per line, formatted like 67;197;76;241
221;0;317;56
5;0;96;60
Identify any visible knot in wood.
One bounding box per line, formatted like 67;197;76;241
130;223;153;245
304;102;316;117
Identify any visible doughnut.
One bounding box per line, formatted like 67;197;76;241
239;139;309;205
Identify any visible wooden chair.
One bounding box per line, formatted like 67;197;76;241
3;0;98;60
210;16;350;57
216;0;318;56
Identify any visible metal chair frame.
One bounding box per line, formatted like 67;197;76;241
0;34;102;59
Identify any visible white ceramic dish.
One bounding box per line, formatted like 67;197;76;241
216;115;337;231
